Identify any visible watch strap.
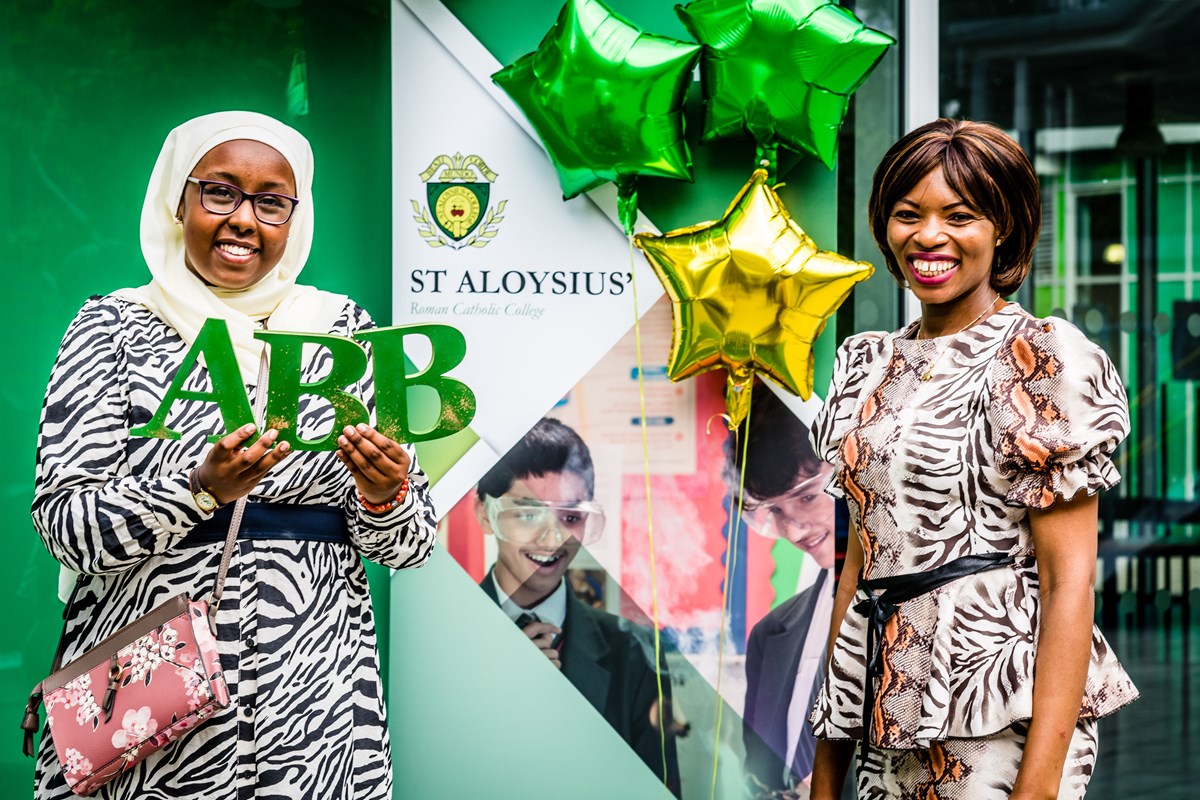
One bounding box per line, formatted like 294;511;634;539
189;468;219;511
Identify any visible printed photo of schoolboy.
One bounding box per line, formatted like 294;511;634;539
728;385;835;799
475;417;681;794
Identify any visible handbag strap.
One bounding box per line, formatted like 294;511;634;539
21;578;84;755
44;579;84;678
208;344;272;621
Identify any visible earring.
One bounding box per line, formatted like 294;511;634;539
174;215;183;225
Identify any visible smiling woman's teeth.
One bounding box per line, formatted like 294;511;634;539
218;243;255;256
912;260;957;277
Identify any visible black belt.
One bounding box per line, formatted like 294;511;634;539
853;551;1015;761
184;503;350;544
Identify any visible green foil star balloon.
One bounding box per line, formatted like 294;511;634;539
677;0;894;176
635;169;873;428
493;0;701;233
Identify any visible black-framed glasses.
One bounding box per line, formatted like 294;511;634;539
186;177;299;225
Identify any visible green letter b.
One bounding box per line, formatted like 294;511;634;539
355;324;476;443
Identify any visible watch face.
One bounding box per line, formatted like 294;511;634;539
195;491;219;513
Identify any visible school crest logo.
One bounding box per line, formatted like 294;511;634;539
412;153;507;249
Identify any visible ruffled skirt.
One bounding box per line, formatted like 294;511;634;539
854;719;1099;800
855;718;1097;799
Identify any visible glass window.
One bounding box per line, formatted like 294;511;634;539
941;2;1200;796
844;0;904;335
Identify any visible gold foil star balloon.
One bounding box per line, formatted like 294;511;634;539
635;169;873;428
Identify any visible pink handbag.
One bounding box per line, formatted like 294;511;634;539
21;591;231;795
21;353;267;795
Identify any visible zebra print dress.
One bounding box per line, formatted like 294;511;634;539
809;303;1138;798
31;295;437;799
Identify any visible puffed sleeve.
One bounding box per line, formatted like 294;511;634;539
31;298;206;575
340;303;438;569
989;318;1129;508
809;332;887;497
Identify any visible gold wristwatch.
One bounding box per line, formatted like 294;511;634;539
189;469;220;514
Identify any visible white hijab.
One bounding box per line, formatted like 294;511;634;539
113;110;346;384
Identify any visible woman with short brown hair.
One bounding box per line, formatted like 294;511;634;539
868;118;1041;297
809;119;1137;799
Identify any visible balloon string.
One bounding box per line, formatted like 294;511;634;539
629;233;669;795
704;412;732;435
710;390;751;800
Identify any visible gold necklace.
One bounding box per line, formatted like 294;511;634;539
918;294;1000;381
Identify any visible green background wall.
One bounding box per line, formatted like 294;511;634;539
0;0;394;789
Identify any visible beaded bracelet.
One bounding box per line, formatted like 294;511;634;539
357;478;410;515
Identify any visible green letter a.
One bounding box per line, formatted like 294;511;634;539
130;318;254;441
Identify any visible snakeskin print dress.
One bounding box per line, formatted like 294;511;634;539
809;303;1138;799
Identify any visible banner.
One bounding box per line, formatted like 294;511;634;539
392;2;837;797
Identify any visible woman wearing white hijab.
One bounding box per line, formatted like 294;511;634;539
30;111;436;798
